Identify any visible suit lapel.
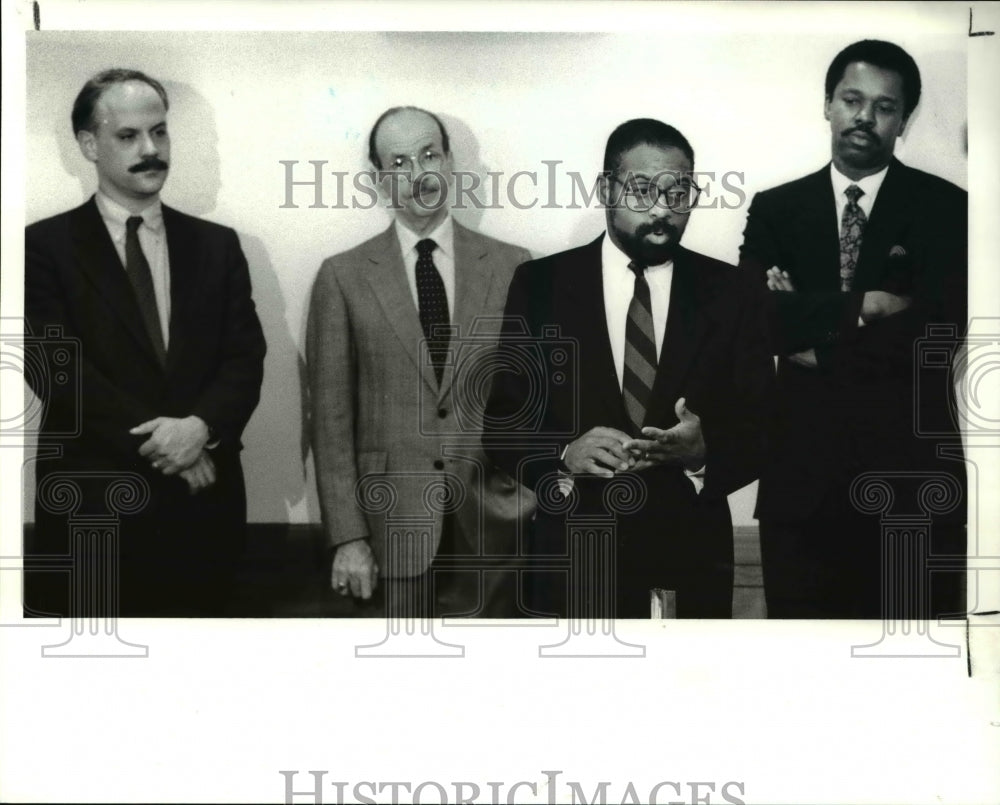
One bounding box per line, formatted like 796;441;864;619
162;205;202;374
646;248;706;427
576;235;633;430
439;222;496;399
854;159;914;289
362;225;439;393
799;167;842;290
70;197;163;368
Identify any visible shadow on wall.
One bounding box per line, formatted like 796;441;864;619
238;232;313;522
160;81;223;217
55;80;92;197
440;114;487;234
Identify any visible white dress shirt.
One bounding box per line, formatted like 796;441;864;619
602;233;674;390
95;191;171;347
830;162;888;237
559;233;703;495
394;214;456;321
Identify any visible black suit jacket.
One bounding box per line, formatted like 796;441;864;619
738;159;967;522
24;197;266;614
484;235;773;616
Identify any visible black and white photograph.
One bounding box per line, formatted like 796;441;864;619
1;1;998;803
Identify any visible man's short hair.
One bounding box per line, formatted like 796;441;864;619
367;106;451;170
71;68;170;135
603;118;695;175
825;40;922;119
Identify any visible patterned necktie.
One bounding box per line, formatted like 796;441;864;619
415;238;449;385
623;260;658;433
839;184;867;292
125;216;166;365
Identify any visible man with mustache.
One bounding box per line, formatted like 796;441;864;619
306;106;535;617
739;40;968;618
24;69;266;616
484;118;773;617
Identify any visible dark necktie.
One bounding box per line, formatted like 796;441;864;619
125;216;166;365
839;184;867;292
623;261;658;433
415;238;449;385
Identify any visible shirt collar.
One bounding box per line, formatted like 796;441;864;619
395;213;454;260
601;231;673;277
95;191;164;234
830;162;889;203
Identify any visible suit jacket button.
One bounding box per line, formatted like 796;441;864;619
433;459;445;470
438;408;448;419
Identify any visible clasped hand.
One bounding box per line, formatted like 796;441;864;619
563;399;705;477
130;415;215;493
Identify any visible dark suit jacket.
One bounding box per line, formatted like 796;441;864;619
738;159;967;523
24;197;266;614
484;235;773;616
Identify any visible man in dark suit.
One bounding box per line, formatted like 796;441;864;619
738;40;967;618
24;69;266;617
484;119;773;618
306;106;535;618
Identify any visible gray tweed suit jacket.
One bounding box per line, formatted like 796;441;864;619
306;220;536;578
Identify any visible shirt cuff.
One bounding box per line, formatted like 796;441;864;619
193;415;219;449
684;465;706;495
558;444;574;497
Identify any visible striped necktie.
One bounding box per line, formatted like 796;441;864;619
623;260;658;433
839;184;866;291
125;216;166;365
415;238;449;385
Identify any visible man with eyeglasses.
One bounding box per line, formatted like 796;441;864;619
484;118;773;618
306;106;535;617
739;40;968;619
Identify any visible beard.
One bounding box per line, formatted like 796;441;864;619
609;217;683;265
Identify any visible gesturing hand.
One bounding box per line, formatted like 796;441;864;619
130;415;209;474
562;426;635;478
331;539;379;600
625;398;706;472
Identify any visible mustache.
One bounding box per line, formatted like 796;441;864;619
129;158;169;173
636;221;680;240
843;126;881;145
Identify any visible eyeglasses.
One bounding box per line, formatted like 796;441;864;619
384;148;445;176
611;175;702;213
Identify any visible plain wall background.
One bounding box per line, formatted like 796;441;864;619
21;28;967;525
6;6;1000;805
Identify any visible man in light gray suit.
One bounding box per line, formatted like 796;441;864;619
306;106;535;617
